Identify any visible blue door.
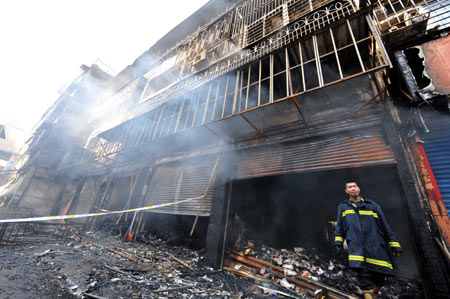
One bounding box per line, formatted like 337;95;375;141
422;129;450;215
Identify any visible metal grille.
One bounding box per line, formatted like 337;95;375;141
235;0;337;47
245;5;286;46
88;13;388;164
235;126;396;179
137;0;357;109
144;158;218;216
372;0;450;34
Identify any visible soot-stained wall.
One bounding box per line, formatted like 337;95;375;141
229;164;419;277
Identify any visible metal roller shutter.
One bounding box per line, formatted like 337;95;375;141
422;129;450;214
235;126;396;179
145;156;218;216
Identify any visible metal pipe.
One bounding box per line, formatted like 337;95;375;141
221;75;230;118
329;28;343;79
397;0;406;10
298;41;306;92
232;70;240;115
312;35;324;87
286;46;308;125
191;90;201;127
270;54;274;103
245;65;251;110
202;82;213;124
239;68;244;112
258;60;262;106
174;96;187;133
346;19;366;72
158;108;169;138
152;106;166;140
365;15;393;68
285;47;290;96
148;114;158;139
165;106;176;136
211;78;221;120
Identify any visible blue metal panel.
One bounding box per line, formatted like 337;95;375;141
422;130;450;215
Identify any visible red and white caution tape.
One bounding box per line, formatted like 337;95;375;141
0;196;204;223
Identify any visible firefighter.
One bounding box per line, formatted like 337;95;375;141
335;181;402;299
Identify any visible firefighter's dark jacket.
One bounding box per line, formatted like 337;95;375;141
335;198;402;276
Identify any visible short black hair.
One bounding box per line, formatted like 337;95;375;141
345;180;359;188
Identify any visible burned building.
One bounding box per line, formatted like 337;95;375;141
1;0;450;297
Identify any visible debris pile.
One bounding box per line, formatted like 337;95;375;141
0;222;423;298
0;224;268;298
225;240;423;299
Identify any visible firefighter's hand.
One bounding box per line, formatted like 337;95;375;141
392;251;401;257
336;244;343;255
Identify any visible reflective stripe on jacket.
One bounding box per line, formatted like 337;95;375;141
335;198;402;276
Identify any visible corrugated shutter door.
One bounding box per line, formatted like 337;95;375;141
145;158;217;216
422;130;450;214
235;127;396;179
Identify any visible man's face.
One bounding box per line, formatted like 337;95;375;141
345;182;360;197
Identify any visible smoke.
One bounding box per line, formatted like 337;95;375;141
10;0;445;263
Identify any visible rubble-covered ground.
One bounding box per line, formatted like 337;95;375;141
0;223;423;299
0;225;268;299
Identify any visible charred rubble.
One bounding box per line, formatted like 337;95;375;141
2;0;450;298
227;240;422;298
0;225;258;299
0;223;422;299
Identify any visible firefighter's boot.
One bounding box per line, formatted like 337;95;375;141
362;289;375;299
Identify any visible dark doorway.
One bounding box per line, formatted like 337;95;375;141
227;164;419;277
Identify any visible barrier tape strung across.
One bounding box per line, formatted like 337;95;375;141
0;196;204;223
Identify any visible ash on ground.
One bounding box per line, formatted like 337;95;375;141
0;223;423;299
0;225;264;299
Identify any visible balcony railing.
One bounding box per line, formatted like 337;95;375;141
75;13;389;168
371;0;450;36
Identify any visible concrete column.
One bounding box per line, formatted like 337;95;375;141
204;153;234;268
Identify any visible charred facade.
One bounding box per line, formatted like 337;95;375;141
1;0;450;297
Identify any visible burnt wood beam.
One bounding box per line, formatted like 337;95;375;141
393;51;422;102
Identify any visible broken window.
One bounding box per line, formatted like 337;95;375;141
404;47;431;89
